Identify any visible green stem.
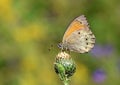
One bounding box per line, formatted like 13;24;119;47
63;78;69;85
63;81;69;85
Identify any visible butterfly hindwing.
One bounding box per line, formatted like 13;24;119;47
62;29;95;53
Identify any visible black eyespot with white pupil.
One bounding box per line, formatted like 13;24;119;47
86;43;88;45
78;32;80;34
79;21;82;24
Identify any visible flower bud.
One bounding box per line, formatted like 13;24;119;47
54;52;76;81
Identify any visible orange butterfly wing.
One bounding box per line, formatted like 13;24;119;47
63;20;84;40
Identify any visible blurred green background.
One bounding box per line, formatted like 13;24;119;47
0;0;120;85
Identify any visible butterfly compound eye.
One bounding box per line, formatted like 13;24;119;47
57;43;62;48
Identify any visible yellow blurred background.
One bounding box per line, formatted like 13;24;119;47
0;0;120;85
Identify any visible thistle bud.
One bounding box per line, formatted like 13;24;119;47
54;52;76;81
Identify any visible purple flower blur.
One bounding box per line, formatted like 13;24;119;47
90;44;114;58
92;69;106;83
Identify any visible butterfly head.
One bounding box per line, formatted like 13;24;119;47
57;42;63;49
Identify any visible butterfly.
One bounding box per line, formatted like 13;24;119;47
58;15;95;53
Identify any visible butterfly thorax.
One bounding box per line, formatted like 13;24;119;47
58;42;70;51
